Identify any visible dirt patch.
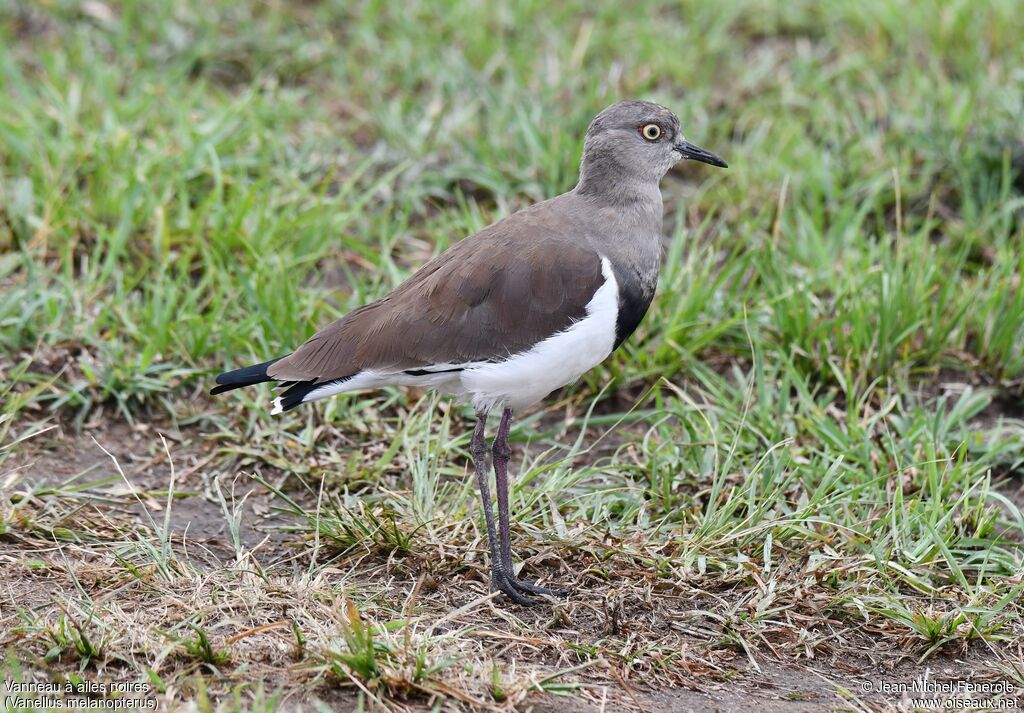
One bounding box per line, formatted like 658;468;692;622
1;421;297;560
3;420;1023;712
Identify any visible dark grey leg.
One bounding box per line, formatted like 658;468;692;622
491;407;568;601
493;407;515;571
471;409;535;606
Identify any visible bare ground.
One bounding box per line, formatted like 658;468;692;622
2;418;1023;712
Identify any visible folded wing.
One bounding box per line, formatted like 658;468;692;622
267;201;606;385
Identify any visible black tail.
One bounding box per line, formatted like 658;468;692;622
210;358;283;395
274;375;353;412
274;380;321;412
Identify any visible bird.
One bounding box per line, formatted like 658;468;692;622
211;100;727;605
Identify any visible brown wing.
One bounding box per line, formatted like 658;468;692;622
267;200;605;383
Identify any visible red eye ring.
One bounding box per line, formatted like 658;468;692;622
640;123;662;141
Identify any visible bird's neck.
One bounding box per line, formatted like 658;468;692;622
575;157;665;217
573;175;664;236
569;171;664;285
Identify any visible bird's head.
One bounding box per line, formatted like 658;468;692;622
579;100;727;192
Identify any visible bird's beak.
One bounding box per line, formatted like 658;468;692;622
673;140;728;168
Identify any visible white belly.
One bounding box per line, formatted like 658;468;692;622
459;256;620;412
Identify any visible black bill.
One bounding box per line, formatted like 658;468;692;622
674;140;728;168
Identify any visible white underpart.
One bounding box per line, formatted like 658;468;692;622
460;257;619;411
271;256;620;415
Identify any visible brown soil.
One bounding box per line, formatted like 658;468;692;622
3;421;1023;712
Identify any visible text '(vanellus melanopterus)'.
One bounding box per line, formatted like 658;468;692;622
212;100;727;605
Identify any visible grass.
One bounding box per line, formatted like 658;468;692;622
2;0;1023;710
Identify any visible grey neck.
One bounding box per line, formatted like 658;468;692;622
569;160;665;293
569;157;666;348
575;157;663;207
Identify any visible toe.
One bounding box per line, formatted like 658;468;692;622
508;578;570;599
498;584;538;606
491;574;539;606
505;590;539;606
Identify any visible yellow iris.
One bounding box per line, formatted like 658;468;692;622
641;124;662;141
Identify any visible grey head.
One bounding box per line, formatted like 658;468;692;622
576;100;727;198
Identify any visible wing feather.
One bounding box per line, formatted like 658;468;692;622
268;200;606;383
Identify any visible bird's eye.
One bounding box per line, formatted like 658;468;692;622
640;123;662;141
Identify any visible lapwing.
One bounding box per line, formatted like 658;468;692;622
212;100;727;605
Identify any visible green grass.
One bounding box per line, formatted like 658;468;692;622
2;0;1024;710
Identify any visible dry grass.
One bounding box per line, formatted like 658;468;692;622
3;393;1023;711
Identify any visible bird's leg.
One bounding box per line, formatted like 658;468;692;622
493;407;515;573
471;409;535;607
492;407;568;600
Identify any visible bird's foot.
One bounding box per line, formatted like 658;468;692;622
507;576;569;599
491;569;569;606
